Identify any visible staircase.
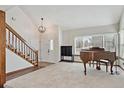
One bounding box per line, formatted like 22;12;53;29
6;23;38;66
0;10;39;88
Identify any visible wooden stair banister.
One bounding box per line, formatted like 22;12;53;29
6;24;37;51
0;10;6;88
0;10;39;87
5;23;39;66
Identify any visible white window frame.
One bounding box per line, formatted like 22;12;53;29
74;33;117;55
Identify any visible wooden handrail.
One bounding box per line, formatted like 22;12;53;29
0;10;38;88
5;23;38;66
6;23;37;52
0;10;6;88
6;23;26;43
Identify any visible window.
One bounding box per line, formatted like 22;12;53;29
75;36;92;54
74;33;116;55
104;33;116;52
120;31;124;58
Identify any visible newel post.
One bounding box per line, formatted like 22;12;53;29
0;10;6;88
36;50;38;66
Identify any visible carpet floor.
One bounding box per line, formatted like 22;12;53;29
5;62;124;88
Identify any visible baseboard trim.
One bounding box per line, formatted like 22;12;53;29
117;65;124;71
6;66;36;76
119;57;124;61
6;65;41;81
6;62;54;81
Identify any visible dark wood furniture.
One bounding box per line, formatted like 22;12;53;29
80;47;116;75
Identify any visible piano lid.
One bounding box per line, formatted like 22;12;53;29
89;47;105;51
80;47;105;52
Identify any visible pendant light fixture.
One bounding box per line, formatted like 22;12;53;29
38;18;46;33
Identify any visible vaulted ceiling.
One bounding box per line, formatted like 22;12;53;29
0;5;124;30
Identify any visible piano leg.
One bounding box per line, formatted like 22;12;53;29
93;61;94;68
84;63;87;75
89;61;91;67
110;61;114;75
96;61;101;70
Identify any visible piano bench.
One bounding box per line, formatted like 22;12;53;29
99;60;109;72
89;61;97;68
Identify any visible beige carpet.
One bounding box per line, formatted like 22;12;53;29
5;62;124;88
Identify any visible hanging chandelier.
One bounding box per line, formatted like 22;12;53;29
38;18;46;33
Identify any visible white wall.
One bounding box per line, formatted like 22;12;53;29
62;24;118;53
120;9;124;45
6;6;39;49
6;6;40;72
61;24;118;61
39;23;118;63
5;6;121;69
6;49;32;73
40;25;61;63
117;10;124;67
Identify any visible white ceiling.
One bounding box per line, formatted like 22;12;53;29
0;5;124;30
0;5;14;11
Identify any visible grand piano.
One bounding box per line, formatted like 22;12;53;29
80;47;116;75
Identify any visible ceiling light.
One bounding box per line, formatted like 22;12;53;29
38;18;46;33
